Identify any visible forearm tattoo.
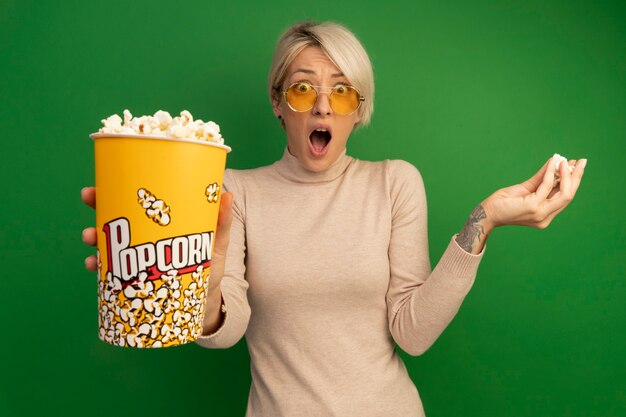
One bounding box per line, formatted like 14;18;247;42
456;204;488;253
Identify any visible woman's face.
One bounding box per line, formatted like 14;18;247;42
273;46;361;173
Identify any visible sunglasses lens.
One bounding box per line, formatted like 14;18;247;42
284;83;363;114
286;82;317;111
330;85;361;115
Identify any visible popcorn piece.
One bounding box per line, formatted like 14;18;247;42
147;200;171;226
137;188;156;208
205;183;220;203
123;109;133;127
152;110;172;130
552;153;575;188
100;114;123;133
179;110;193;126
118;126;135;135
167;123;193;140
97;109;225;145
130;116;151;135
137;188;171;226
199;121;222;143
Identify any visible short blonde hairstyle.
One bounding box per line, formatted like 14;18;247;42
268;21;375;127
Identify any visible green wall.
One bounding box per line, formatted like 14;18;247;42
1;1;624;416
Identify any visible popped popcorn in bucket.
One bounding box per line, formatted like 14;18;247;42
98;109;224;144
91;109;230;348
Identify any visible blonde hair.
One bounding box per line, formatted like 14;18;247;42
268;21;374;127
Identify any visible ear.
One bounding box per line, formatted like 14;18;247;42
271;90;282;119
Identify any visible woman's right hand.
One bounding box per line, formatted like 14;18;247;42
81;187;98;271
205;191;233;292
200;191;233;334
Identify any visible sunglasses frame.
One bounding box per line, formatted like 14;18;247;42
281;82;365;115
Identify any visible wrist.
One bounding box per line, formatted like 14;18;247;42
205;282;222;303
456;203;493;254
202;287;225;336
480;199;498;232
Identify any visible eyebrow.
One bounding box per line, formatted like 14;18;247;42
292;69;345;78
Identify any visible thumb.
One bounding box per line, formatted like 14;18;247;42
520;157;551;192
208;192;233;286
213;192;233;257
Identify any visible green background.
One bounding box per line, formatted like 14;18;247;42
1;1;624;416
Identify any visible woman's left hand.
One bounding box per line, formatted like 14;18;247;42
481;157;587;230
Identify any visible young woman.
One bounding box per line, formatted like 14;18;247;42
82;21;586;417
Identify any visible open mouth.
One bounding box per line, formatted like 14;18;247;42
309;128;332;155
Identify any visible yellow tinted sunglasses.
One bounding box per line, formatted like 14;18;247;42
282;82;365;115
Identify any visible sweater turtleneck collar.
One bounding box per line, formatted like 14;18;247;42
273;146;353;184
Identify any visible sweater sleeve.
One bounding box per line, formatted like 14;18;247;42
195;169;251;349
385;160;485;356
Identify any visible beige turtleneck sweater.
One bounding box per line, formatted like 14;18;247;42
196;148;485;417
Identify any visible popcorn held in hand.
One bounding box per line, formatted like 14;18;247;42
552;153;575;188
99;110;224;145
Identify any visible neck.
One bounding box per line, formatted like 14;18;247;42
274;147;352;183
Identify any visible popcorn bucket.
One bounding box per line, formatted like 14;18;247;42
90;133;231;348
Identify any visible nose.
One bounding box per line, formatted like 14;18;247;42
312;89;332;116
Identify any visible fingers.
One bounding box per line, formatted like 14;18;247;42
212;192;233;260
85;255;98;272
82;227;97;246
536;157;557;200
82;186;96;209
545;158;587;214
216;192;234;244
558;160;573;197
547;186;559;200
570;158;587;190
207;192;233;287
81;187;97;271
551;158;586;200
520;157;552;193
82;227;97;271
